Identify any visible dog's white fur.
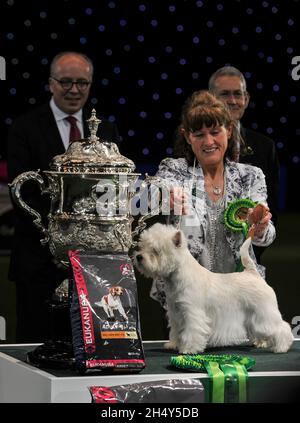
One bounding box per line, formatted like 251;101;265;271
95;286;128;321
133;223;293;354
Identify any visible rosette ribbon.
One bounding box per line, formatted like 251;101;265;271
223;198;257;237
170;354;255;403
223;198;257;272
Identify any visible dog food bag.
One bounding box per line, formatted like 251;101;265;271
69;250;145;373
89;379;204;403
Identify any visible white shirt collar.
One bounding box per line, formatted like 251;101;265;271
50;97;83;123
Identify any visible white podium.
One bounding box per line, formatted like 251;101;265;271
0;342;205;403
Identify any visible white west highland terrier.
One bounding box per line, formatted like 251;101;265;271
133;223;293;354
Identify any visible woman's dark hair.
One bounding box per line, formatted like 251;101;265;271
173;90;244;165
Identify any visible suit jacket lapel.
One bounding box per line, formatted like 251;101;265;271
38;104;65;157
240;124;246;140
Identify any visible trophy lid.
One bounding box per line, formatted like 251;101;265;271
50;109;136;174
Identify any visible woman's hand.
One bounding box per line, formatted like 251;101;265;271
170;187;189;215
247;204;272;239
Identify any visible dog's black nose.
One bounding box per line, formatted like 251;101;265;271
136;254;143;263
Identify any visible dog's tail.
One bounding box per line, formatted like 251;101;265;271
240;237;258;272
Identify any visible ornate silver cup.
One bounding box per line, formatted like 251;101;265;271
9;110;161;265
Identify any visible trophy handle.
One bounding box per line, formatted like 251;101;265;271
9;171;50;245
130;174;168;249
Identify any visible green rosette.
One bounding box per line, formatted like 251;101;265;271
223;198;257;271
223;198;257;237
170;354;255;371
170;354;255;403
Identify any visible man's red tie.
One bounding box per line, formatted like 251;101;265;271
66;116;81;142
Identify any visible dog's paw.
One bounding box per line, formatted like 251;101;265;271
253;339;270;349
164;341;177;350
271;345;290;353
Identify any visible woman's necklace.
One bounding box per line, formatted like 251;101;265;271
212;185;222;196
205;172;225;197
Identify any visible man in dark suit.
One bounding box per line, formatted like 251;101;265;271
208;66;280;263
7;52;120;342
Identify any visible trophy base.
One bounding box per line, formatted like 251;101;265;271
27;340;76;370
48;297;73;343
27;282;75;370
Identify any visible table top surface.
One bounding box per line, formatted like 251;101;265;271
1;340;300;378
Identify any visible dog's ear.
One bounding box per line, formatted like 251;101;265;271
173;230;182;248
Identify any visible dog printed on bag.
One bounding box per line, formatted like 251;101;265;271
69;251;145;372
133;223;294;354
95;286;128;321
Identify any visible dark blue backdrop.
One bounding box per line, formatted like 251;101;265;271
1;0;299;210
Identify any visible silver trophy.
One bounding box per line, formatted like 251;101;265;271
9;110;164;368
9;110;162;266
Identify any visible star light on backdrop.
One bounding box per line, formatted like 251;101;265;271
0;0;299;209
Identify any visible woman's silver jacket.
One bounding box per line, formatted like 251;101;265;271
154;157;276;278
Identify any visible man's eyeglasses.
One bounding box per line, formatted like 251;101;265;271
218;90;246;100
51;76;91;91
